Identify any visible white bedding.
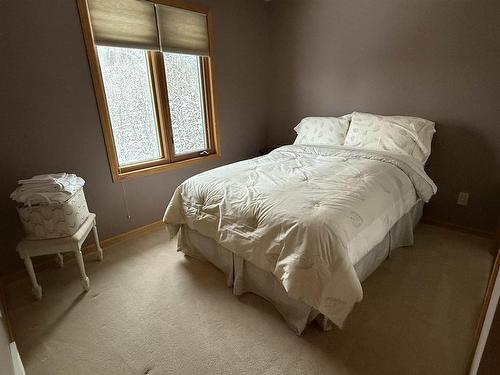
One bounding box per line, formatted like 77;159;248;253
163;145;437;327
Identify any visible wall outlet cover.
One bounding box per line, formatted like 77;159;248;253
457;192;469;206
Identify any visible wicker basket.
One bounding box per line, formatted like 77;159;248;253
16;188;90;240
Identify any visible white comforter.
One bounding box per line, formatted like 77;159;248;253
163;145;437;327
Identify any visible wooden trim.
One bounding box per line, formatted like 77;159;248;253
84;220;165;252
77;0;121;182
0;220;166;285
149;51;174;163
205;9;221;157
115;153;220;181
149;0;210;14
201;55;216;155
469;247;500;374
151;51;177;161
200;56;213;153
119;157;167;174
171;149;216;163
146;51;170;164
421;217;495;240
77;0;220;182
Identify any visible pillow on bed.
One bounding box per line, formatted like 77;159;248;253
340;112;353;122
344;112;435;163
293;117;350;146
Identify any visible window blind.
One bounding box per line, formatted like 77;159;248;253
87;0;159;50
87;0;210;56
155;5;209;56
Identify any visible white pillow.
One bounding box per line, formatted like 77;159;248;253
340;112;353;122
293;117;350;146
344;112;435;163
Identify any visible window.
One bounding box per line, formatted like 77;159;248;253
77;0;219;181
163;53;208;156
97;46;162;167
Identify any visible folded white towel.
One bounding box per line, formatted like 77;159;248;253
17;182;64;193
18;173;67;185
11;173;85;205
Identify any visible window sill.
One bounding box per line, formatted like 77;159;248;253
112;152;220;182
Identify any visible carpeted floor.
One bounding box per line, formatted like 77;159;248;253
4;224;494;375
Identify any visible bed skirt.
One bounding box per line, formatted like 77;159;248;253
176;200;424;334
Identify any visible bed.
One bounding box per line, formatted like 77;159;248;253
163;112;437;334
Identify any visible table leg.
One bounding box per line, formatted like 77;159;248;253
24;257;42;300
75;249;90;291
92;222;103;261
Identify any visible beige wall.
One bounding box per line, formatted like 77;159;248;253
267;0;500;231
0;0;270;276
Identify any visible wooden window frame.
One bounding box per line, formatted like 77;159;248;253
76;0;220;182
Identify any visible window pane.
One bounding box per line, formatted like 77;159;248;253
97;45;161;167
163;53;208;155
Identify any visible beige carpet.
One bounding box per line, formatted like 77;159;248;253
4;224;494;375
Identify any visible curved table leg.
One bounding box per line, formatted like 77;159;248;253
24;257;42;300
74;249;90;291
92;221;103;261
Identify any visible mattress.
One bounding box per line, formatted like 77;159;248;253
176;199;423;334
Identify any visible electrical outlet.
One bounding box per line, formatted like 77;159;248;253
457;192;469;206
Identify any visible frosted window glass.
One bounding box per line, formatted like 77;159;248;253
97;46;161;166
163;53;208;155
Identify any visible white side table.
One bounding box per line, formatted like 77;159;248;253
16;213;103;300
